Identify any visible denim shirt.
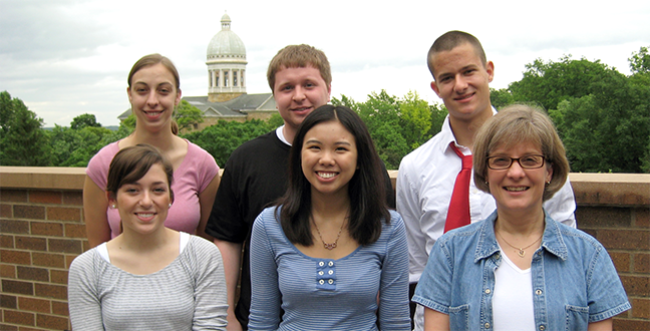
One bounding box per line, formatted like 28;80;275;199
412;211;630;331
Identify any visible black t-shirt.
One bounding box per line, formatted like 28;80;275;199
206;131;290;328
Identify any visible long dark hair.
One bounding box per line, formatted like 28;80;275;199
277;105;390;246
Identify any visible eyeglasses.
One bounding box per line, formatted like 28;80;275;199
487;155;546;170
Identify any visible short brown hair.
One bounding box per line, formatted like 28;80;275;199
106;144;174;202
473;104;570;201
427;31;487;79
267;44;331;92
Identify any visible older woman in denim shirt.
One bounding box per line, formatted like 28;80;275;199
413;105;630;331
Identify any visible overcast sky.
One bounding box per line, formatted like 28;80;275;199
1;0;648;127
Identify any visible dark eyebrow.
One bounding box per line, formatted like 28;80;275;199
305;138;321;144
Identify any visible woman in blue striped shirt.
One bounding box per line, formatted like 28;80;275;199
249;105;410;331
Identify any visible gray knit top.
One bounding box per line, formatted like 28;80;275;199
68;233;228;330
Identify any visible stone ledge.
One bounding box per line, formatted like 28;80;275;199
1;167;649;207
569;173;650;207
0;167;86;190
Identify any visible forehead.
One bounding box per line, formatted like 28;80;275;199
430;43;483;75
275;65;324;82
490;139;542;155
304;121;354;141
132;63;176;84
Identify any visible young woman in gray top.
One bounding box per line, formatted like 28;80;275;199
68;144;228;330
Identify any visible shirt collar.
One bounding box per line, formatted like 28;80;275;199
474;209;569;262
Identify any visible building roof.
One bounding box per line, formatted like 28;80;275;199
117;93;276;120
207;13;246;60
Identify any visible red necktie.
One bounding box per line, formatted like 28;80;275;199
444;143;472;233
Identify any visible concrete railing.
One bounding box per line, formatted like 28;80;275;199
1;167;649;330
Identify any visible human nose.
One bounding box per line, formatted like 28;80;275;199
454;74;468;92
292;86;305;102
146;91;158;107
139;191;153;207
506;159;526;178
319;150;334;166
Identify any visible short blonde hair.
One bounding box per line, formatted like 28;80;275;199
473;104;569;201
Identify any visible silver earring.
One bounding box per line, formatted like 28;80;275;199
168;203;172;208
111;204;116;209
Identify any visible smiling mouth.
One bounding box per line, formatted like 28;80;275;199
317;172;337;179
291;106;312;112
504;187;528;192
143;110;163;115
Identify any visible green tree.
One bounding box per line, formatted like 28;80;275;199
629;46;650;74
490;88;515;109
71;113;101;130
182;119;272;166
399;91;431;149
267;113;284;130
174;100;204;132
509;55;614;111
49;125;115;167
549;68;650;173
0;91;53;166
334;91;443;169
121;114;136;131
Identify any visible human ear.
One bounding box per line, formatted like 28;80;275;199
430;81;441;98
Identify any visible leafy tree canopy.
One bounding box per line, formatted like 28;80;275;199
629;46;650;74
71;113;101;130
508;55;618;111
0;91;53;166
174;100;204;132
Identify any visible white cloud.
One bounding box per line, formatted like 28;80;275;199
0;0;648;126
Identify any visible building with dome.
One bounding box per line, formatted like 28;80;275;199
206;13;247;102
119;13;276;131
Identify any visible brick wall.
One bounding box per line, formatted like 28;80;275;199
1;168;648;330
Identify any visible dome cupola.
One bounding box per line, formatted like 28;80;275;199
206;12;247;102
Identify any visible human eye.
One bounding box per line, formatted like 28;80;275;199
153;186;168;194
122;185;139;194
464;68;476;75
521;155;543;167
281;84;293;91
489;156;511;168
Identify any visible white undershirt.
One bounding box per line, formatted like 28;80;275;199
493;246;536;331
275;125;291;146
97;232;190;263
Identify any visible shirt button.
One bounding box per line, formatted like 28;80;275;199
484;322;490;329
328;270;333;275
319;280;324;285
319;261;324;267
328;279;334;284
535;289;543;295
484;289;491;294
539;326;545;330
318;271;324;276
328;261;334;267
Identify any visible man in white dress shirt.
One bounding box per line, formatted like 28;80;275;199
396;30;577;331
